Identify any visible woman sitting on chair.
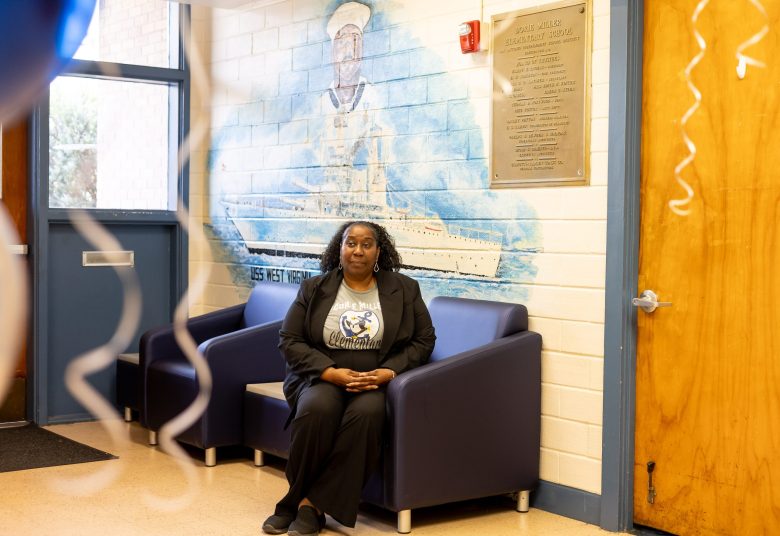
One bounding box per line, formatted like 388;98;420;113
262;220;436;536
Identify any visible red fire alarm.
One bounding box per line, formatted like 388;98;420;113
459;20;480;54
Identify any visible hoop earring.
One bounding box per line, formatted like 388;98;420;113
373;261;379;272
338;262;343;271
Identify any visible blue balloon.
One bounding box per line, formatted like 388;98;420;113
0;0;95;124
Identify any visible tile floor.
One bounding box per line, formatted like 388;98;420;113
0;421;625;536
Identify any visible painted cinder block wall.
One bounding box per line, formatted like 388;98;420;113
189;0;609;495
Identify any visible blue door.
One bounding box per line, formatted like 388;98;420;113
44;221;179;422
33;3;189;424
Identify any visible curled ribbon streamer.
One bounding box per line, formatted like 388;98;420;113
142;10;214;512
142;217;212;512
670;0;710;216
0;205;27;408
49;210;140;496
736;0;768;79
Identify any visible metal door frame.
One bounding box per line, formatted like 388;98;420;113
601;0;643;530
28;4;191;425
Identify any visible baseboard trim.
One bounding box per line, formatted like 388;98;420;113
531;480;602;526
0;420;29;429
46;413;99;425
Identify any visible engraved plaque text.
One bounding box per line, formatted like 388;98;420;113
490;1;590;187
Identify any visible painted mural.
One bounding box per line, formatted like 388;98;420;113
207;0;541;302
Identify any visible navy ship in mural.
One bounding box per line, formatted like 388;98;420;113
222;168;504;278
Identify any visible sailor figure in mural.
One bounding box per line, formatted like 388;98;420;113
321;1;388;206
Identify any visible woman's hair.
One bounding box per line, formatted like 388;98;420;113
320;220;402;273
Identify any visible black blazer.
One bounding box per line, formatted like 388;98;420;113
280;269;436;407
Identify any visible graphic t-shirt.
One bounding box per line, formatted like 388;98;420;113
323;281;384;350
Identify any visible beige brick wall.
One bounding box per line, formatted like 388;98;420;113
189;5;215;317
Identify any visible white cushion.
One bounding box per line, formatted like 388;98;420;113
117;352;140;365
246;382;285;401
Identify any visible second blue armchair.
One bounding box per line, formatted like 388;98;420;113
140;282;298;466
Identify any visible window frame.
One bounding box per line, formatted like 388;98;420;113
30;3;191;424
39;3;191;217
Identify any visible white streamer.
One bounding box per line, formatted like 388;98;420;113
50;8;216;503
142;9;214;512
0;205;27;408
141;209;212;512
736;0;768;79
670;0;710;217
49;210;140;495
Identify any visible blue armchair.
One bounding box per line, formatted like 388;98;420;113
362;296;542;531
242;295;542;532
140;282;299;466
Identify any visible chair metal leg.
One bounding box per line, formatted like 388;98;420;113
517;490;530;512
254;449;265;467
148;430;158;445
205;447;216;467
397;509;411;533
123;407;133;422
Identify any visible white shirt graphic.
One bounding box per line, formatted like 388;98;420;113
323;281;384;350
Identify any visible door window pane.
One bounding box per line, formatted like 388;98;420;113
73;0;179;69
49;76;177;210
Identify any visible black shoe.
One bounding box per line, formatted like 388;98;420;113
261;513;294;535
287;505;325;536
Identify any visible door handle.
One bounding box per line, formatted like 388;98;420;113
632;290;672;313
6;244;28;255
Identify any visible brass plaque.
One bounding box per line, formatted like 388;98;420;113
490;1;591;187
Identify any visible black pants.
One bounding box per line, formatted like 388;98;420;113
274;382;386;527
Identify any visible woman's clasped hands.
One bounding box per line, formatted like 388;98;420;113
320;367;395;392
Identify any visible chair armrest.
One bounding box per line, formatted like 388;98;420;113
140;303;246;367
139;304;246;427
200;319;287;384
385;330;542;511
195;320;287;446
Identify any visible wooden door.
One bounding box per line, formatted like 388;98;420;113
635;2;780;534
0;120;28;421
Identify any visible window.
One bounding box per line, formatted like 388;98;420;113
49;77;176;210
46;1;186;211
